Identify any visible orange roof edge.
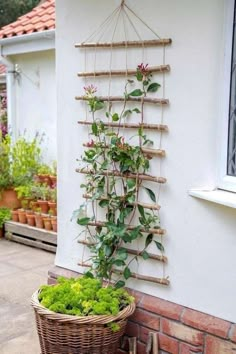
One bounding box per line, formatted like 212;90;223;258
0;0;55;39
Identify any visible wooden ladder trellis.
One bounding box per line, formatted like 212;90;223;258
75;0;171;287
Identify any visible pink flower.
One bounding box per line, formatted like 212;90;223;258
83;84;97;96
137;63;149;75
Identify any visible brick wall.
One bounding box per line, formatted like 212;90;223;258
48;266;236;354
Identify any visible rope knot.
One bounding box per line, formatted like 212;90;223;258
121;0;125;6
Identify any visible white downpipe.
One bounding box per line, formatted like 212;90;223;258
0;49;16;141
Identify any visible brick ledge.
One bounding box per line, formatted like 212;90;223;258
48;266;236;353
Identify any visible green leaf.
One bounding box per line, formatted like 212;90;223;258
142;250;150;260
133;108;141;114
112;113;119;122
145;233;153;248
104;245;112;257
113;259;125;266
115;280;125;289
124;267;132;280
138;204;145;218
92;122;98;136
130;226;142;240
99;199;109;208
147;82;161;93
94;100;104;111
77;217;90;226
105;112;110;118
117;247;128;260
123;109;132;118
127;178;136;190
144;187;156;203
129;89;143;97
154;241;164;252
84;271;94;278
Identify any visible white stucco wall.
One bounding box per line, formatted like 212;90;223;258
55;0;236;322
10;50;56;163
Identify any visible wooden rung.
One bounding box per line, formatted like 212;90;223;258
78;121;168;132
113;269;170;286
85;220;166;235
77;65;170;77
82;193;161;211
76;95;169;105
75;39;172;48
78;240;167;263
76;168;167;184
78;262;170;285
82;143;166;157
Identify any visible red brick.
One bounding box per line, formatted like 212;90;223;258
159;333;179;354
137;341;146;354
180;342;203;354
205;335;236;353
162;319;203;346
125;321;139;338
131;289;144;306
182;308;231;338
140;294;184;320
130;308;160;330
229;324;236;343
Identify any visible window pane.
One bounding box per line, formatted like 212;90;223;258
228;4;236;176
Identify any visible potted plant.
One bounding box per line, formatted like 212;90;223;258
48;187;57;216
31;275;135;354
33;184;50;214
0;207;11;237
14;184;34;210
35;207;44;229
0;133;42;209
49;160;57;187
51;216;57;232
36;164;52;186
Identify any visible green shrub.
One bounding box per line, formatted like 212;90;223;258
0;207;11;228
39;276;134;318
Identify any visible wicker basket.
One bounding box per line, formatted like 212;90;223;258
31;290;136;354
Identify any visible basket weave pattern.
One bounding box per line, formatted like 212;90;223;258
31;290;136;354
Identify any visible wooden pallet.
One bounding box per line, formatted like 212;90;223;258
4;221;57;253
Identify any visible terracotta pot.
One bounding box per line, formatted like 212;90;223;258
51;218;57;233
11;210;19;222
48;201;57;216
0;189;21;209
18;210;27;224
50;175;57;187
37;200;49;214
35;214;44;229
0;227;3;238
43;218;52;231
26;214;36;227
37;174;51;186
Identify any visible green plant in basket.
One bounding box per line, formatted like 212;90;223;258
38;276;134;321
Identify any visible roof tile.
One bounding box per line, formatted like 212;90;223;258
0;0;55;39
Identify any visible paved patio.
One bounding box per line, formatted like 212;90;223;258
0;238;55;354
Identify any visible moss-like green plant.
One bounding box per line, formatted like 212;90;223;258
39;276;134;320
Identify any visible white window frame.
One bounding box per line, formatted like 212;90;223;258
218;0;236;192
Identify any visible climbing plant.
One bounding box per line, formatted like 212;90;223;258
74;64;165;287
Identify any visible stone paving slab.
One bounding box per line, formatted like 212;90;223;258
0;238;55;354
